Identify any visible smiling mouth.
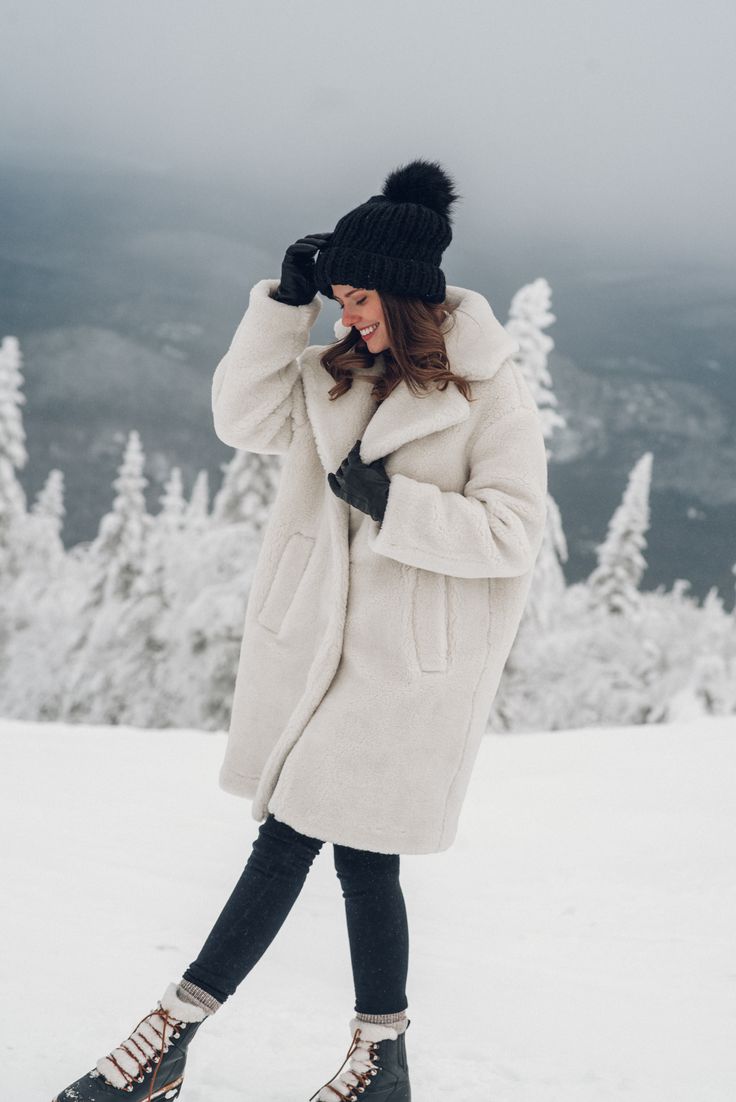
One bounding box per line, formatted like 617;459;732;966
358;324;379;339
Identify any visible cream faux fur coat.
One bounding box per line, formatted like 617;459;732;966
212;277;548;855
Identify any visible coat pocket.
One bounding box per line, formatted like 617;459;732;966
411;568;450;673
257;532;315;635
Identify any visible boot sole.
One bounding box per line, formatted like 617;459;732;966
52;1075;184;1102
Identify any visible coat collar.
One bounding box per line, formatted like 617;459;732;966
302;284;520;471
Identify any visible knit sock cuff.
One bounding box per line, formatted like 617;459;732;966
177;979;223;1016
355;1009;408;1033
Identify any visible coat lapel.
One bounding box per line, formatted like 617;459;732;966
301;283;520;473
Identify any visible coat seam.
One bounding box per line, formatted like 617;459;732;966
375;536;531;568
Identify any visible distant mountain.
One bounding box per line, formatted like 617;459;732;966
1;163;734;606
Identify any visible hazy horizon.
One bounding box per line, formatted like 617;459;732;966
2;0;734;266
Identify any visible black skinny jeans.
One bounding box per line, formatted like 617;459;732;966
182;813;409;1015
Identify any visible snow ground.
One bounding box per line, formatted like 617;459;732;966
1;716;734;1101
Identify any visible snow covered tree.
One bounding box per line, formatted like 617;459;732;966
185;468;210;534
586;452;653;618
31;468;65;533
111;461;252;730
211;449;280;535
102;465;191;727
158;465;186;535
506;277;566;448
0;460;86;723
504;279;567;641
17;468;66;583
158;454;266;730
665;585;736;718
59;431;154;723
165;532;255;731
88;430;152;607
0;335;29;577
523;494;568;634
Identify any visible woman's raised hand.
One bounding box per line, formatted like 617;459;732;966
270;232;333;306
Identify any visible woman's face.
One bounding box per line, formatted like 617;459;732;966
331;284;390;353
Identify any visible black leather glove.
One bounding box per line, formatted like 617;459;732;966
270;232;333;306
328;440;391;523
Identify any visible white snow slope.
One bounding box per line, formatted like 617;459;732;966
1;716;734;1101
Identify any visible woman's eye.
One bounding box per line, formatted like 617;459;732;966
336;296;368;308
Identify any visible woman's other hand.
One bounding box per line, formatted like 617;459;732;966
328;440;391;524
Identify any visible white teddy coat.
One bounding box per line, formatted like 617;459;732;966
212;277;548;855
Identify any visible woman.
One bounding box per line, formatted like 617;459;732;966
54;159;548;1102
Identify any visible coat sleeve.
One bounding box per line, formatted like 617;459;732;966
368;405;549;579
211;278;323;453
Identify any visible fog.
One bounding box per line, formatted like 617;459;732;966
2;0;734;265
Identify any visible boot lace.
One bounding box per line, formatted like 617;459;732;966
95;1000;187;1099
308;1026;382;1102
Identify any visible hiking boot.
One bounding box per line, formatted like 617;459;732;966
52;982;209;1101
308;1017;411;1101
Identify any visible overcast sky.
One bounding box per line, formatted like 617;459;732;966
1;0;734;266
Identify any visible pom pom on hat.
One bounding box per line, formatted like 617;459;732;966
314;158;461;303
381;158;460;222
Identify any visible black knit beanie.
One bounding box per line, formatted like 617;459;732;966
314;158;460;304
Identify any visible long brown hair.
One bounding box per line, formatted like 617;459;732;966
319;291;474;405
